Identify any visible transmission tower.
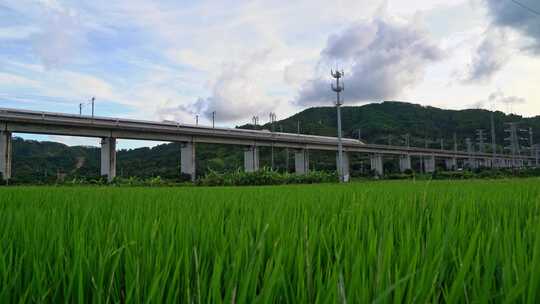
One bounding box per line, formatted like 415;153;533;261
504;122;520;167
529;127;535;157
466;137;474;168
331;69;345;182
517;126;532;166
476;129;487;153
490;111;496;156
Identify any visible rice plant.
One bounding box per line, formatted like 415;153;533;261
1;179;540;303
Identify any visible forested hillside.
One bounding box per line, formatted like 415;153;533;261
259;101;539;148
10;101;540;182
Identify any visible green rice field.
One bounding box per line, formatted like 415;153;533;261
2;179;540;303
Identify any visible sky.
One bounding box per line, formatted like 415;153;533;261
1;0;539;148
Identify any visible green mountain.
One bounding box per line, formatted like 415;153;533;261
256;101;538;148
9;101;540;182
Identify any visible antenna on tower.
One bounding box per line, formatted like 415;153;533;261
331;69;344;105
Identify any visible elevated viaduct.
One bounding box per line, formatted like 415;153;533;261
0;107;536;182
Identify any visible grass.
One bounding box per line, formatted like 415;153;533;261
1;179;540;303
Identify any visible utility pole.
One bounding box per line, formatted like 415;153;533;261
453;133;458;168
79;103;83;116
212;111;216;128
269;113;276;131
331;69;345;183
358;128;362;141
453;133;458;153
281;124;288;171
440;138;444;150
404;133;410;148
195;115;199;126
252;116;259;126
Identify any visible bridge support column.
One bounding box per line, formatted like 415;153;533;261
295;149;309;175
399;154;412;173
100;137;116;182
181;142;196;181
370;154;383;176
466;158;478;169
244;146;259;173
337;151;350;182
445;158;457;171
0;131;12;181
480;158;490;168
424;155;436;173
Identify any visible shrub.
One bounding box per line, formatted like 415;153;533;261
197;168;337;187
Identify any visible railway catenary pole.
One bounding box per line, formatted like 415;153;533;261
331;69;345;183
529;127;534;157
269;112;276;170
453;133;458;168
91;97;95;118
490;111;496;166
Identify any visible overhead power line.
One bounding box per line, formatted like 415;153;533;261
510;0;540;16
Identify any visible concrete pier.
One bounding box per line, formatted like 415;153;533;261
337;151;350;182
181;142;196;181
295;149;309;174
244;146;259;172
445;158;457;171
466;158;479;169
0;131;12;180
100;137;117;182
399;154;412;172
370;154;383;176
424;155;436;173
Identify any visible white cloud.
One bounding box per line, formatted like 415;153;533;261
465;29;510;83
0;26;40;40
296;15;444;106
187;50;279;123
0;72;39;87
